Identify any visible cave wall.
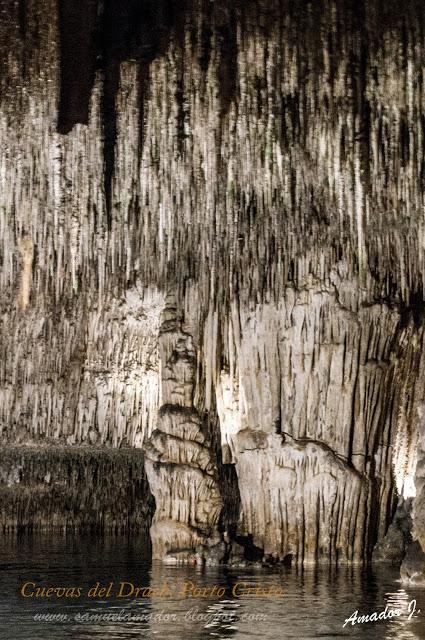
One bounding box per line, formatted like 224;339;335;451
212;282;422;563
0;444;154;532
1;0;425;567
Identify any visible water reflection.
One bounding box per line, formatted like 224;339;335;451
0;534;424;640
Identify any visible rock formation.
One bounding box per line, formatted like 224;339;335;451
1;0;425;574
144;296;223;563
0;444;154;532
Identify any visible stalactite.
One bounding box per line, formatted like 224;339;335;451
0;445;154;532
17;235;33;311
3;0;425;306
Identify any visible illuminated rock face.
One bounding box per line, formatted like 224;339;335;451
144;298;223;563
403;402;425;581
211;283;423;563
1;0;425;567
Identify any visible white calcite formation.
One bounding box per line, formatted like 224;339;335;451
0;0;425;570
211;280;422;563
0;284;163;448
144;298;223;563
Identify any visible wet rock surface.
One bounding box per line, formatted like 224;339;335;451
373;499;412;566
400;541;425;585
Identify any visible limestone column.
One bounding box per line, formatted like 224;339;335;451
144;296;224;564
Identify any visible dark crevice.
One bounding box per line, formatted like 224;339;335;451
215;4;238;116
57;0;99;135
234;534;264;562
198;0;213;72
400;289;425;330
18;0;27;39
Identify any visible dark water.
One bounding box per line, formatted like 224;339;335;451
0;534;424;640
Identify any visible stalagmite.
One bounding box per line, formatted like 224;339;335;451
144;296;224;564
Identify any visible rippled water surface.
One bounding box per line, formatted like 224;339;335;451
0;535;424;640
